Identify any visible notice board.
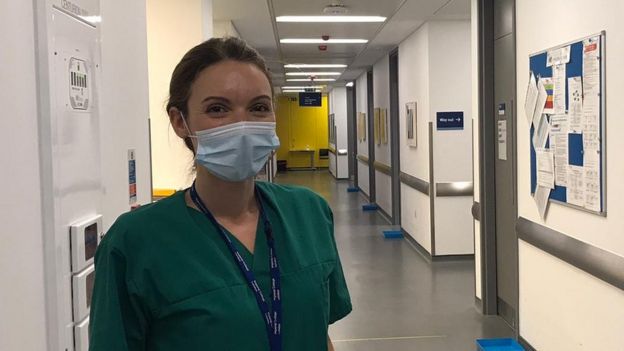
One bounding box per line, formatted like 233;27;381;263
528;32;606;216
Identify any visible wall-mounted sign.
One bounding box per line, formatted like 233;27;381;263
69;58;90;111
55;0;100;18
128;149;137;204
498;120;508;160
436;111;464;130
498;103;506;116
299;92;322;107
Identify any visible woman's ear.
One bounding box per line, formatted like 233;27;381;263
169;107;190;139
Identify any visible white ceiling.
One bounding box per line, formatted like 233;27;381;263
212;0;471;92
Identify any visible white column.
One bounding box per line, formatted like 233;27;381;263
202;0;213;40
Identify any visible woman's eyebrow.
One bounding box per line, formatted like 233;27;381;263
201;96;231;104
249;95;272;103
201;96;272;104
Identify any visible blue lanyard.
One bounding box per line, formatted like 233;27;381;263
189;183;282;351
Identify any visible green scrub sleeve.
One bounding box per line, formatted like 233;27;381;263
327;208;353;324
89;224;148;351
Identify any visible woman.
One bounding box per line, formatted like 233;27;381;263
89;37;352;351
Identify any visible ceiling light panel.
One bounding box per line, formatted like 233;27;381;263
276;16;386;23
281;86;325;89
284;64;347;68
280;38;368;44
285;72;342;76
287;78;336;82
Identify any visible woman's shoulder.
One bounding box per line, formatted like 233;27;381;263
99;191;187;252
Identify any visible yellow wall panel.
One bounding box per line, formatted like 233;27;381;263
275;95;329;169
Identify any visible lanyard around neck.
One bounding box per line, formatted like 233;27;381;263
189;182;282;351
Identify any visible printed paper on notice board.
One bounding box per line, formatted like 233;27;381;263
542;77;555;114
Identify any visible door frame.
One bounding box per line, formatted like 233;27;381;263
366;70;376;203
347;86;357;186
389;48;401;225
478;0;520;334
477;0;498;316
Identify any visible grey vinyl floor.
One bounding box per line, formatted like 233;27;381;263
274;170;513;351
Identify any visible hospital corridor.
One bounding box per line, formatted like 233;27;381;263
2;0;624;350
276;171;512;350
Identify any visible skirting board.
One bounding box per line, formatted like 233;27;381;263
518;336;536;351
475;297;483;314
330;173;349;180
378;207;392;225
402;228;474;262
359;191;370;203
402;228;433;262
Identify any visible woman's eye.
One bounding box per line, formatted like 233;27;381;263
252;104;272;113
206;105;228;114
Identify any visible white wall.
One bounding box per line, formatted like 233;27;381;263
516;1;624;349
399;24;430;181
429;20;474;256
0;1;47;349
214;20;240;38
147;0;203;192
100;0;153;231
373;55;393;216
398;21;473;255
329;87;349;179
399;23;432;251
471;0;482;300
0;1;154;349
329;153;337;179
356;73;370;196
519;241;624;350
202;0;214;40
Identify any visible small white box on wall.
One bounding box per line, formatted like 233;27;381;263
70;215;102;273
72;264;95;322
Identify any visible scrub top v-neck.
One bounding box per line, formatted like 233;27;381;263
88;182;352;351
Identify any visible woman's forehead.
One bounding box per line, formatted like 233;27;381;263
190;60;272;102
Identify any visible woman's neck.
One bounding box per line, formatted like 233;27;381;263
192;167;257;219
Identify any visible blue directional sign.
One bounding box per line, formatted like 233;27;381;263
299;92;322;107
436;111;464;130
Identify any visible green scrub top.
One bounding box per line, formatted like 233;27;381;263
89;182;352;351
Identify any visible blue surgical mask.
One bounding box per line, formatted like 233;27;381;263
183;117;280;182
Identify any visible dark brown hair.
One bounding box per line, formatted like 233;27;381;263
166;37;274;151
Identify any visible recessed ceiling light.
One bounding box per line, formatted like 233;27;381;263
276;16;386;23
281;86;325;89
282;89;321;93
285;72;342;76
281;38;368;44
346;82;354;87
285;64;347;68
287;78;336;82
